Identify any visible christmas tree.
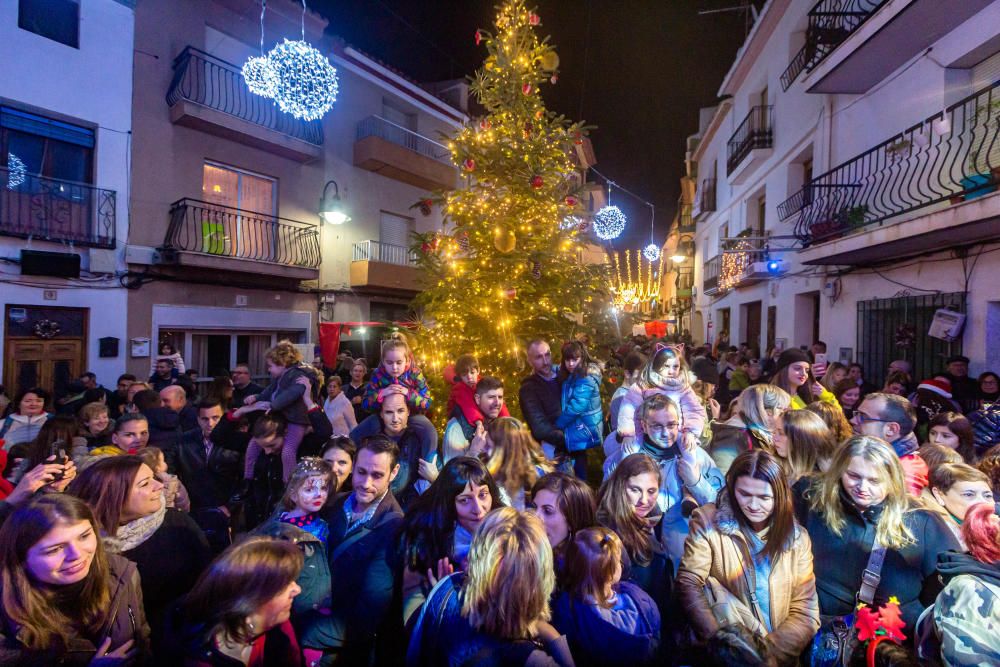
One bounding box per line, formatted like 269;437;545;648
411;0;607;416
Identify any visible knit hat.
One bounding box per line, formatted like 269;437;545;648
945;355;969;365
775;348;812;372
691;357;720;385
917;377;952;398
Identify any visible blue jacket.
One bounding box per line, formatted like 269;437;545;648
551;581;660;667
556;365;604;452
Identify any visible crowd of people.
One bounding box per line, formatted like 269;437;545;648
0;334;998;666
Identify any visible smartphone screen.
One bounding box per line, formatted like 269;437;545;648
814;353;828;366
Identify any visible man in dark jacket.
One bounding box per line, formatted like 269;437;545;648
315;435;405;665
518;339;565;459
230;364;264;408
942;354;978;414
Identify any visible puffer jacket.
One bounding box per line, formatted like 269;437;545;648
256;364;316;425
0;413;52;449
556;364;604;452
0;554;151;665
676;495;819;666
617;384;707;439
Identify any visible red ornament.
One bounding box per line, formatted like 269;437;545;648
522;83;532;95
502;288;517;300
530;175;544;189
565;195;578;207
474;30;482;45
463;158;476;172
479;118;491;130
528;12;540;25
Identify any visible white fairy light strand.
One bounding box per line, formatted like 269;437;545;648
7;153;26;190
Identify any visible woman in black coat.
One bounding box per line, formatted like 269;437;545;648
69;455;211;654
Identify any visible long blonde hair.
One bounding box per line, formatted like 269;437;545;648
461;508;554;639
485;418;553;500
810;435;915;550
737;384;791;447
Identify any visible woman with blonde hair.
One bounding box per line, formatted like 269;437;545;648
820;362;848;393
406;507;574;666
162;537;304;666
709;384;792;474
803;435;960;630
805;401;853;448
484;417;554;510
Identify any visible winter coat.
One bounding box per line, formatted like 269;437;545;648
789;387;837;410
161;614;302;667
802;489;961;630
617;383;708;439
916;551;1000;667
361;367;432;413
120;509;211;653
550;581;660;667
170;428;243;511
312;491;404;661
407;572;575;667
253;519;333;651
323;392;357;437
519;368;566;450
890;432;930;496
603;439;725;568
144;406;186;450
230;381;264;410
256;364;315;425
447;381;511;426
0;554;150;666
556;366;604;452
0;413;52;449
707;417;771;476
676;497;820;665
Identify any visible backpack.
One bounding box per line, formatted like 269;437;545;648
970;402;1000;456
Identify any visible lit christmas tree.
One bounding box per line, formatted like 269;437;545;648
412;0;607;415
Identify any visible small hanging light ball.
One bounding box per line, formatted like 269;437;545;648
267;39;339;121
594;205;626;240
643;243;661;262
242;56;278;98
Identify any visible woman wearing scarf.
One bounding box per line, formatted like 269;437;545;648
68;455;211;654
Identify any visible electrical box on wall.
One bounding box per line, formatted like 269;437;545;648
928;309;966;342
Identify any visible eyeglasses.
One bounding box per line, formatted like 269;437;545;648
646;423;680;434
853;412;888;425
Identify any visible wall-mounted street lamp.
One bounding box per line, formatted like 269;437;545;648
319;180;350;225
671;236;695;263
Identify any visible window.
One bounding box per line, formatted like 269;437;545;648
202;162;276;215
370;302;411;323
379;211;415;250
1;106;93;184
18;0;79;48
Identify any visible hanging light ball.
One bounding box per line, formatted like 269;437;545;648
7;153;26;190
643;243;661;262
242;56;278;98
593;205;626;240
267;39;339;121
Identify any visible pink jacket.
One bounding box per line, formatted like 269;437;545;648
617;383;708;438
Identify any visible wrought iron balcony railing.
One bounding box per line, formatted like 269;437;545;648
677;202;695;233
703;255;721;294
699;178;717;215
167;46;324;146
727;106;774;174
790;79;1000;245
781;0;888;90
0;167;115;249
165;198;320;268
355;115;451;164
351;240;417;266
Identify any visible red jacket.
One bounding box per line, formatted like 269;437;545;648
447;381;511;424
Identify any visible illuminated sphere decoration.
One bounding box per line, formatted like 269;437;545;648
643;243;661;262
594;205;626;240
267;39;340;121
242;56;278;98
7;153;26;190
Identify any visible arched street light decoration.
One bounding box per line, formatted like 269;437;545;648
242;0;340;121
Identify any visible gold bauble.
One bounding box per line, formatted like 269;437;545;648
540;51;560;72
493;226;517;253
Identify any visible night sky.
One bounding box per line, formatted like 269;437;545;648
313;0;757;248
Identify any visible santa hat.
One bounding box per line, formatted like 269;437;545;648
918;377;952;398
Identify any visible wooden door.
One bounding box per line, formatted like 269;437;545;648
745;302;763;358
3;339;84;397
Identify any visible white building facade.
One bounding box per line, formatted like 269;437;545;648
0;0;135;395
688;0;1000;387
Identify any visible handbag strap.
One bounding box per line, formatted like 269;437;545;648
857;545;888;605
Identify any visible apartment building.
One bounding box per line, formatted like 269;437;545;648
683;0;1000;386
126;0;465;379
0;0;134;395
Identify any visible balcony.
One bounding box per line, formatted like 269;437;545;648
719;232;769;290
727;106;773;183
703;255;721;296
781;0;887;91
676;202;695;234
353;116;458;191
693;178;717;221
162;198;319;280
0;168;115;249
802;0;992;94
166;47;323;162
350;240;422;293
790;80;1000;266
